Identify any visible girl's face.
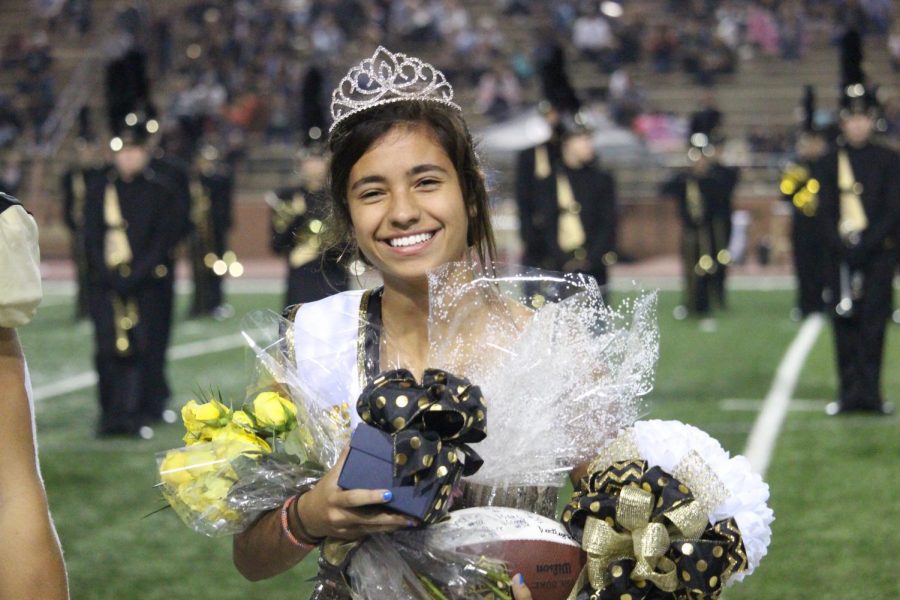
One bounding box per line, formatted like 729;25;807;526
347;123;469;287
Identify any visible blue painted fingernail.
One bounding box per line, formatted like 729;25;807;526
382;490;393;502
407;520;417;528
515;574;524;585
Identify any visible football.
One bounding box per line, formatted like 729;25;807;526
424;507;585;600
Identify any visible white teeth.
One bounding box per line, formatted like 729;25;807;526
388;232;433;247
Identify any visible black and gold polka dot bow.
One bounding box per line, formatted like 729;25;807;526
562;460;748;600
357;368;487;520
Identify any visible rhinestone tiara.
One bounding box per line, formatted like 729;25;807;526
329;46;462;134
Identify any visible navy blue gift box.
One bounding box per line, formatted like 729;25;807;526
337;423;451;520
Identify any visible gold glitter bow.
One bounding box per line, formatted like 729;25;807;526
563;460;747;600
570;485;707;598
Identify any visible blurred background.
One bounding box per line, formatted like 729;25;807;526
4;0;899;598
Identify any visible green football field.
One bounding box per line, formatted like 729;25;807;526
20;284;899;599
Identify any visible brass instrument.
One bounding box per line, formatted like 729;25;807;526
266;190;322;269
192;178;242;283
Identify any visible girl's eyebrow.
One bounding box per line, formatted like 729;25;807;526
349;174;384;191
407;164;448;177
350;164;449;191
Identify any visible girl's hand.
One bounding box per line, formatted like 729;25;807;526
297;446;414;541
511;573;533;600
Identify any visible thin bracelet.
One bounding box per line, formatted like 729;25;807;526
280;495;318;550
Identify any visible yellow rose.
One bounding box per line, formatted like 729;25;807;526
251;392;297;430
174;473;237;521
182;424;218;446
159;450;192;487
160;445;225;489
231;410;255;430
210;423;271;458
182;399;231;433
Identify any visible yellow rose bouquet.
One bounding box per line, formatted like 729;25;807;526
157;390;327;536
157;310;352;537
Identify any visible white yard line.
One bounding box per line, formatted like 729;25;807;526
31;333;246;402
720;398;827;412
744;313;825;475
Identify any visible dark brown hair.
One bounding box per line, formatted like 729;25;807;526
326;100;496;267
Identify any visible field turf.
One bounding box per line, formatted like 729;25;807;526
21;286;899;599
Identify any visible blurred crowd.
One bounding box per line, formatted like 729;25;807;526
0;0;897;175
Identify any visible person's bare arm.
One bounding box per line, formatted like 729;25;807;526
0;328;69;599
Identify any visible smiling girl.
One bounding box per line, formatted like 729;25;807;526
233;48;532;599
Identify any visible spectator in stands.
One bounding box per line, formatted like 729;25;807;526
861;0;891;35
0;96;23;149
714;0;744;51
616;7;645;65
266;91;294;146
310;13;344;55
833;0;868;39
0;150;23;197
476;59;523;121
646;23;679;73
608;65;645;127
889;22;900;72
32;0;66;32
66;0;93;36
224;84;264;132
509;42;535;82
572;5;617;73
1;33;28;71
778;0;807;60
500;0;534;16
746;0;780;57
437;0;470;48
679;19;710;82
551;2;578;32
388;0;432;44
22;29;52;75
17;59;56;144
700;34;737;83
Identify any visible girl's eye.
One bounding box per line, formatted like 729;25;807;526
417;178;440;189
359;189;383;201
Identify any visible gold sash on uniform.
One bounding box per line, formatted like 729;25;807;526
103;181;138;355
103;182;133;269
685;179;716;275
72;171;86;228
837;150;867;241
534;144;551;179
686;179;704;224
556;172;586;253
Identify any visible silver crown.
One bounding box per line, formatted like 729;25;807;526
329;46;461;134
